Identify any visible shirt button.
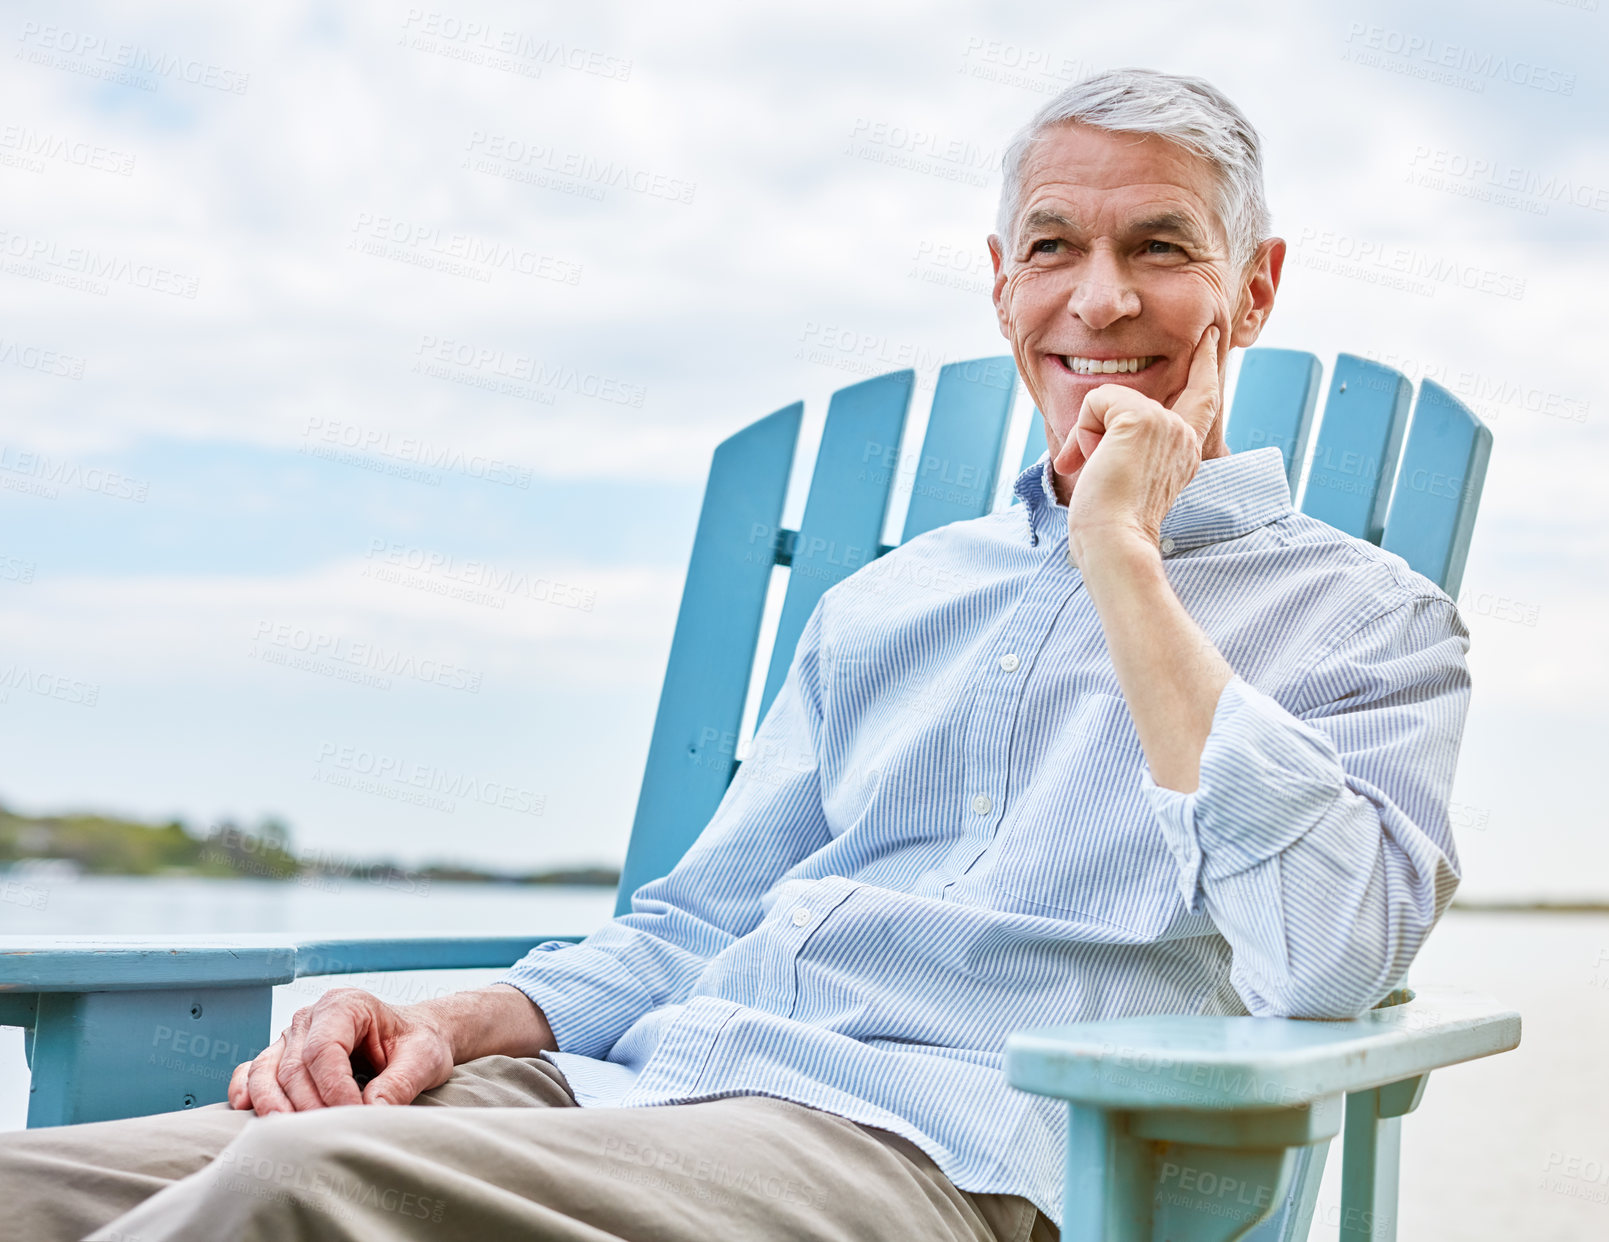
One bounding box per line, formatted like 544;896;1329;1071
1159;536;1176;554
971;794;993;816
998;653;1020;672
791;907;812;927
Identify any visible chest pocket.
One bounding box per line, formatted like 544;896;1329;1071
985;692;1183;941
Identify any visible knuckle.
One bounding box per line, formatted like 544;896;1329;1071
303;1037;335;1066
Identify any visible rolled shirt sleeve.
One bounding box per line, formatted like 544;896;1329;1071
1140;594;1470;1018
493;600;836;1058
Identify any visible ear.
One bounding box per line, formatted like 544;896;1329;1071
988;233;1012;341
1228;237;1285;350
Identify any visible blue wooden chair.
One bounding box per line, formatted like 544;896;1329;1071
0;348;1516;1241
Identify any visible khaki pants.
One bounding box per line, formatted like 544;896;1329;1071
0;1054;1057;1242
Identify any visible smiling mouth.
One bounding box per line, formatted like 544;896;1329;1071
1054;354;1160;376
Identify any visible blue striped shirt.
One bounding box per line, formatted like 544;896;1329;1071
495;444;1470;1229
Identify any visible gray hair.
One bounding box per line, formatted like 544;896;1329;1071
995;68;1271;273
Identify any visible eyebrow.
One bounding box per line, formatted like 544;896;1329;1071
1020;208;1080;236
1018;207;1211;250
1129;211;1209;248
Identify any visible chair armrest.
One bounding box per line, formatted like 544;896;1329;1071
0;936;306;1126
1007;988;1520;1242
0;933;584;995
291;935;583;977
1005;985;1520;1112
0;932;592;1127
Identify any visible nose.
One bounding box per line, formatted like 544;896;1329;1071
1065;245;1140;331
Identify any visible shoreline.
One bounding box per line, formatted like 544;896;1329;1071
2;868;1602;910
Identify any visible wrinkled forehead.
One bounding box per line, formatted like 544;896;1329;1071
1013;123;1229;248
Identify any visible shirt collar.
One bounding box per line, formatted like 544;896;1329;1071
1010;445;1292;554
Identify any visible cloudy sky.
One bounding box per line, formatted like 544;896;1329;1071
0;0;1603;899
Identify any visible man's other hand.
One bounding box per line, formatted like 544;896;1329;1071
228;987;454;1115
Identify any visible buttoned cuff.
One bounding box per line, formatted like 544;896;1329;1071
1141;675;1347;913
492;939;655;1061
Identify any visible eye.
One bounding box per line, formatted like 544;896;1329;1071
1028;238;1061;256
1144;240;1184;256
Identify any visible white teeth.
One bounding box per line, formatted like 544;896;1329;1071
1061;355;1154;375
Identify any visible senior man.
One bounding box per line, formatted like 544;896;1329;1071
0;68;1469;1242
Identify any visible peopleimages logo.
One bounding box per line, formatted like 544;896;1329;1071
464;133;695;205
0;124;137;176
399;9;632;83
844;118;998;187
1292;227;1525;301
249;620;484;694
0;445;149;501
363;539;597;612
0;336;87;380
15;21;252;94
300;416;534;490
0;663;100;707
315;742;547;817
0;223;200;298
1342;23;1577;95
1408;147;1609;214
349;211;582;286
1361;349;1589;426
411;335;647;409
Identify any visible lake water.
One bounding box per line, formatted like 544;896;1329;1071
2;877;1605;1241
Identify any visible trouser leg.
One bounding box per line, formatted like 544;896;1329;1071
0;1102;249;1242
0;1053;576;1242
94;1090;1039;1242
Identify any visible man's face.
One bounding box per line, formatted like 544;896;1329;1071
989;122;1282;496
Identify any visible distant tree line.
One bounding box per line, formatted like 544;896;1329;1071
0;805;618;887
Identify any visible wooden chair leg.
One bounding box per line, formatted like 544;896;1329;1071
1340;1075;1428;1242
1062;1098;1342;1242
1061;1104;1153;1242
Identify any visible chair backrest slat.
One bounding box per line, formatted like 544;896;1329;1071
613;401;803;915
1299;353;1412;543
1224;347;1323;498
756;369;915;722
900;357;1018;542
1380;379;1492;598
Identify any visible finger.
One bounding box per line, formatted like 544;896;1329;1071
1172;325;1221;435
246;1036;295;1116
274;1013;329;1112
361;1039;440;1107
303;1001;369;1108
1053;427;1086;479
228;1059;252;1110
1054;383;1127;476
